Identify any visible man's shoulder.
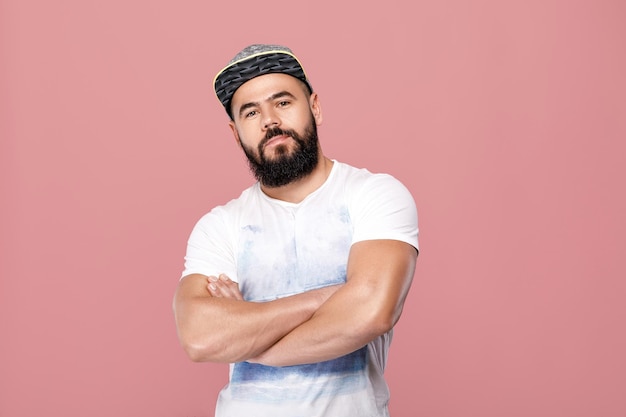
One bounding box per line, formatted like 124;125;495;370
225;182;261;207
196;182;261;223
333;160;404;189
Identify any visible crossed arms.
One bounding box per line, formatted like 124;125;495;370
173;239;417;367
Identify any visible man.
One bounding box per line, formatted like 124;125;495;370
173;44;419;416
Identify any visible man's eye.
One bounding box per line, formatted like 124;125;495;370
245;110;257;118
278;101;290;107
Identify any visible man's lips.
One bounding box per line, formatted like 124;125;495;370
264;134;291;148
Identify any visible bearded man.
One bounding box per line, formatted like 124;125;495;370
173;44;419;417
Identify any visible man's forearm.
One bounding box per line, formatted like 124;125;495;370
173;274;340;363
248;282;387;366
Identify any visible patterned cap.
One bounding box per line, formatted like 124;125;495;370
213;44;313;118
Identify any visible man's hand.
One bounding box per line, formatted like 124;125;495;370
207;274;243;300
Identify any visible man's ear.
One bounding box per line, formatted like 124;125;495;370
310;93;323;126
229;121;242;148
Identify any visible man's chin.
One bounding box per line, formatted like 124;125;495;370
262;143;296;160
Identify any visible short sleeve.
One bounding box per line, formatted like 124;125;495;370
349;174;419;251
181;207;239;282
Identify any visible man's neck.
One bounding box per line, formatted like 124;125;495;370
260;156;334;204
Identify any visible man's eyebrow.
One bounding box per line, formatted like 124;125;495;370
238;101;259;118
237;91;298;118
269;91;297;101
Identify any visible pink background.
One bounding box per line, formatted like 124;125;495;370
2;1;625;416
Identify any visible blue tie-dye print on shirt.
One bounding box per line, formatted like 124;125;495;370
237;204;352;301
232;202;362;402
231;347;368;403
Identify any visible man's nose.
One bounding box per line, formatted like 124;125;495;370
262;108;280;130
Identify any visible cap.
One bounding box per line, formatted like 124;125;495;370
213;44;313;118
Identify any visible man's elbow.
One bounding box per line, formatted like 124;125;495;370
182;340;212;362
179;333;246;363
357;308;398;340
177;329;226;363
371;315;396;336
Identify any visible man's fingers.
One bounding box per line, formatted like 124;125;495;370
220;274;244;300
207;274;243;300
207;276;222;297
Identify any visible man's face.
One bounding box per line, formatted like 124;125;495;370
229;73;323;187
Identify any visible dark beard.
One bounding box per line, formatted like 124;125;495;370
241;116;319;188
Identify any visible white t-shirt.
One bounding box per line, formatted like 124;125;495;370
182;161;419;417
